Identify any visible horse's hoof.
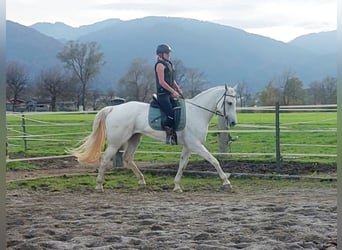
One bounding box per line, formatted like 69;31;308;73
95;185;104;192
173;187;183;193
138;183;146;190
138;179;146;185
222;184;233;192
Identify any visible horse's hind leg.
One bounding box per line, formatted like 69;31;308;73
96;145;118;191
123;134;146;186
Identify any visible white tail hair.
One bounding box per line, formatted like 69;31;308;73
70;106;113;164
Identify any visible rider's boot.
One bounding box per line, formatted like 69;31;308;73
165;126;177;145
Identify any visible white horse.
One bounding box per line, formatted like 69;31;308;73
71;85;237;192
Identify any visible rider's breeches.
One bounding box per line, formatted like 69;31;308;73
157;93;175;128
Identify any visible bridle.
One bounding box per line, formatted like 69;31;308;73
185;88;236;126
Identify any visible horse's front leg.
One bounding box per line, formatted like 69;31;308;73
173;147;191;192
192;144;232;190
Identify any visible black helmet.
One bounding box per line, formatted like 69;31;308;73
156;44;172;54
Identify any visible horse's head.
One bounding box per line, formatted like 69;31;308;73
216;84;237;127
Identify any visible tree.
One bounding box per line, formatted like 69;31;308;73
235;81;251;107
173;59;187;87
57;41;105;109
118;58;154;102
258;80;279;106
322;77;337;104
173;59;206;98
36;67;72;111
308;76;337;104
88;89;101;111
283;77;304;105
182;68;207;98
275;70;295;105
6;62;29;111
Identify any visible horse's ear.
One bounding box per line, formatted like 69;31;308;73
225;84;228;91
233;84;238;91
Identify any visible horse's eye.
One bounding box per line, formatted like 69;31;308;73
227;102;233;106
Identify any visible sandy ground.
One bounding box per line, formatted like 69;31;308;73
6;158;337;249
6;187;337;250
6;157;336;182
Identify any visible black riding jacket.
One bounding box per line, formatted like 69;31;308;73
155;59;175;94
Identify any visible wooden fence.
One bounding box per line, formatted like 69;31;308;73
6;104;337;167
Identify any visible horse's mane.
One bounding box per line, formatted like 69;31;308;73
190;85;234;101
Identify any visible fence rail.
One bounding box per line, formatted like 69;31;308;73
6;104;337;168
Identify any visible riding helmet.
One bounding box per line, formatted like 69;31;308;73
156;44;172;54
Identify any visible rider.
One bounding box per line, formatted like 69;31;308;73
155;44;182;145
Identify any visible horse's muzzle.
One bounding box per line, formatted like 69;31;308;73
230;121;236;127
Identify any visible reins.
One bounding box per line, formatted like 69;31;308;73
182;92;236;118
185;100;224;117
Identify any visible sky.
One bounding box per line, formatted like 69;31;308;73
6;0;337;42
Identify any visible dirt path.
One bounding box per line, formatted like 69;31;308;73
6;158;337;182
6;160;169;182
6;163;97;181
7;187;337;250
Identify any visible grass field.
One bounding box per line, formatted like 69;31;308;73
6;169;337;192
6;110;337;166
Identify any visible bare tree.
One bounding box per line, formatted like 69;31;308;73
118;58;154;102
87;89;101;110
173;59;207;98
308;76;337;104
322;77;337;104
105;88;116;101
182;68;207;98
6;62;29;111
173;59;187;87
235;81;251;107
57;41;105;109
36;67;71;111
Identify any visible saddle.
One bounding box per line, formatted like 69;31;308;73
148;94;186;131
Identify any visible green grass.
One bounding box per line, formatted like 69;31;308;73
6;111;337;164
6;161;40;171
6;170;337;192
7;113;94;156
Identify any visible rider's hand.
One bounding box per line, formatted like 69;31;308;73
172;91;180;98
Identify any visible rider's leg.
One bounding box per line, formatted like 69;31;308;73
157;93;176;144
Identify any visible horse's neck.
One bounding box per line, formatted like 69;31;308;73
190;87;224;110
188;87;224;122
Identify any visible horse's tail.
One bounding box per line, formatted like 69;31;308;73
70;106;113;164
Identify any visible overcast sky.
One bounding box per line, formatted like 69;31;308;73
6;0;337;42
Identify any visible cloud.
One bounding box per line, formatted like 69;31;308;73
6;0;336;41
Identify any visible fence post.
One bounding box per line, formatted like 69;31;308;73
6;140;8;160
218;116;228;154
275;102;281;172
21;114;28;153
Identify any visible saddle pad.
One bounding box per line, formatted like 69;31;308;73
148;98;186;131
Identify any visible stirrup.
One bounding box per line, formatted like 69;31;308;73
166;136;177;145
165;127;177;145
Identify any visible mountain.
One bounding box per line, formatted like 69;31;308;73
7;17;336;92
30;19;122;41
6;20;64;76
289;30;336;55
77;16;336;91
